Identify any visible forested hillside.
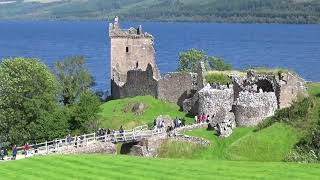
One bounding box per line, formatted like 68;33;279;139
0;0;320;23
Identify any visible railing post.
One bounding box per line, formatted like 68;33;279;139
45;141;48;154
115;132;118;143
133;129;135;140
93;133;96;141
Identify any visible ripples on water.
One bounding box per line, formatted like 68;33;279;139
0;21;319;90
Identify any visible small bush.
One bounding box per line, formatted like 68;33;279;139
205;73;231;85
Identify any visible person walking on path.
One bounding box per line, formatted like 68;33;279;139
12;145;17;160
0;147;4;160
67;134;72;145
119;126;124;137
23;143;30;157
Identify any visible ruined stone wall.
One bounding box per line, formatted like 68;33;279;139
233;91;278;127
111;64;158;99
198;85;234;125
277;72;308;109
232;71;308;109
157;72;198;107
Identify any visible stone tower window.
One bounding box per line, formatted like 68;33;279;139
126;47;129;53
136;62;139;68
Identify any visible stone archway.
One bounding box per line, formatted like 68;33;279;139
255;79;274;92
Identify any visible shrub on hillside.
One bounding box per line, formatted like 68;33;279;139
256;97;318;133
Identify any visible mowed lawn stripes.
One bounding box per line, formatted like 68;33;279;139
1;155;320;180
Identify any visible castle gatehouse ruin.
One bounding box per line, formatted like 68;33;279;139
109;17;308;135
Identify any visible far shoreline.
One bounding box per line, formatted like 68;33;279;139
0;19;320;25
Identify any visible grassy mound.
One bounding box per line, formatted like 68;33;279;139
227;123;300;161
1;154;320;180
99;96;193;129
159;123;300;162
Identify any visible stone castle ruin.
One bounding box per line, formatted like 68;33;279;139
109;17;202;104
183;70;308;135
109;17;308;136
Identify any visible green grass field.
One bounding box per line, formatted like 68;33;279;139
158;123;300;162
1;154;320;180
99;96;193;129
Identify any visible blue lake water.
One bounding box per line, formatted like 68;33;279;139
0;21;319;91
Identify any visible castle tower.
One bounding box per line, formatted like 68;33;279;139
109;16;160;98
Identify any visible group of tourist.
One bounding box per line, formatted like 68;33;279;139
152;117;186;137
0;144;18;161
154;120;165;129
195;113;209;124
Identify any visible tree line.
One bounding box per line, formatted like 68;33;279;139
0;56;102;147
0;0;320;24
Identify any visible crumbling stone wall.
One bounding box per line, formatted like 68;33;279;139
233;91;278;127
112;64;158;99
232;71;308;109
157;72;198;107
198;85;234;125
277;72;308;109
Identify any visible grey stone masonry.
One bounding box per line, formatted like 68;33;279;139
233;91;278;127
198;84;234;125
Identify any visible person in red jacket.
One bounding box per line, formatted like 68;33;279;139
23;143;30;157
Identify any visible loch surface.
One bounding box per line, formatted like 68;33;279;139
0;21;319;91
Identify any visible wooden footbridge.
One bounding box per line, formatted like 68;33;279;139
12;123;207;159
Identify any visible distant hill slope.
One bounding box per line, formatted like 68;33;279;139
0;0;320;23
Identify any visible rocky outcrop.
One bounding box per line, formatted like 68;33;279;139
216;114;236;138
182;92;199;116
233;91;278;127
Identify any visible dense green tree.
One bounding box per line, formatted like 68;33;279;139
209;56;232;71
177;49;232;72
69;91;102;133
55;56;94;105
0;58;68;145
177;49;207;72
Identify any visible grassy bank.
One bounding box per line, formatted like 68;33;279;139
1;154;320;180
158;123;300;162
99;96;193;129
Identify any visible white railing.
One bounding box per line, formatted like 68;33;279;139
15;122;207;157
16;124;164;156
